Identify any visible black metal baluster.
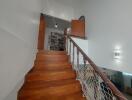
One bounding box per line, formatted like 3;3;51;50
77;49;79;68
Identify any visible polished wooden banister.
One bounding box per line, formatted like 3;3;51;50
67;35;127;100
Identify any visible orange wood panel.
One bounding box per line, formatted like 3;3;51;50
37;14;46;50
71;20;85;38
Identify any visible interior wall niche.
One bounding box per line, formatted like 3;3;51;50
48;32;65;51
43;14;70;51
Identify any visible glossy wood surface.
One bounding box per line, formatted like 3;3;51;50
71;20;85;38
18;51;86;100
37;14;46;50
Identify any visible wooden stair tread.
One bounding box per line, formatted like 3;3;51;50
18;51;86;100
26;70;76;82
38;50;67;55
35;62;71;65
36;54;68;58
21;79;79;89
32;67;73;72
35;63;72;67
19;81;81;97
29;66;73;74
19;92;85;100
36;55;69;62
27;69;75;75
34;63;72;70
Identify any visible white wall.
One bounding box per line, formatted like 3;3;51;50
42;0;83;21
0;0;43;100
67;37;88;65
83;0;132;74
72;37;88;55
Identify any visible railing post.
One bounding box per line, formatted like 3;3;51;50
72;45;75;66
69;40;71;55
83;57;86;80
64;29;67;51
69;40;71;60
83;57;86;67
76;49;80;80
66;36;68;53
77;49;79;68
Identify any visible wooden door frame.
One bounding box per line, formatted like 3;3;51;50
37;13;46;51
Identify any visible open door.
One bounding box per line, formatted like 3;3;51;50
37;14;46;50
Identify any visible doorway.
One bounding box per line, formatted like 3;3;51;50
48;32;65;51
44;14;70;51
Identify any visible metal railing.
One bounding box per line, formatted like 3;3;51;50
66;35;127;100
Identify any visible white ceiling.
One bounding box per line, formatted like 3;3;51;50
42;0;84;21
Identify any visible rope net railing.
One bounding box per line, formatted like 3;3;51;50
75;64;116;100
66;35;127;100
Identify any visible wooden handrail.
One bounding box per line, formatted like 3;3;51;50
67;35;127;100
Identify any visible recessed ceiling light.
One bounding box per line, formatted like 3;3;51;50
54;23;58;28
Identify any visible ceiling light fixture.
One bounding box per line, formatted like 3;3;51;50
54;23;58;28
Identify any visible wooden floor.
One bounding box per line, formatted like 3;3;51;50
18;51;86;100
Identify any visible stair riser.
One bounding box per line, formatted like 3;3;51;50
34;67;72;71
19;82;81;97
35;56;69;62
34;64;72;71
37;51;67;55
35;60;69;63
34;62;71;65
37;53;67;55
26;72;76;82
21;80;79;90
36;55;69;59
19;93;85;100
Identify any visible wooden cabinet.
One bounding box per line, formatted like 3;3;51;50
71;20;85;38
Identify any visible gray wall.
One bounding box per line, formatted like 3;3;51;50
44;28;64;50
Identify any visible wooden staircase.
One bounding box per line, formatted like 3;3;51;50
18;51;86;100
